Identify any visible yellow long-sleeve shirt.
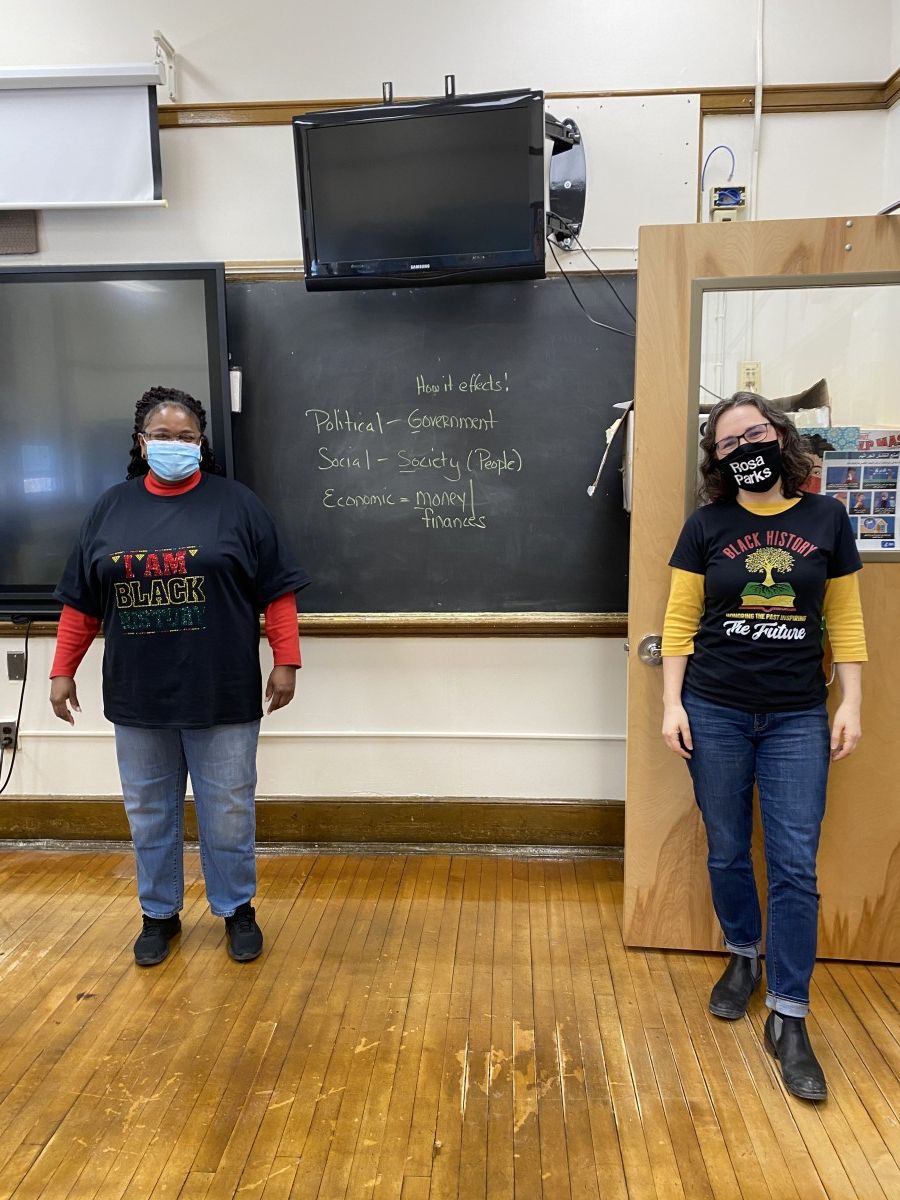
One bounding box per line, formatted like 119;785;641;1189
661;496;868;661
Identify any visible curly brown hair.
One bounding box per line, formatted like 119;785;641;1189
699;392;814;503
126;385;224;479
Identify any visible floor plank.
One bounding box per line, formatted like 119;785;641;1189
0;848;896;1200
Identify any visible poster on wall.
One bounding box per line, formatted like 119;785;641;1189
822;449;899;552
800;426;859;494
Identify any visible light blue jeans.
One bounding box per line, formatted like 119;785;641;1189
114;721;260;918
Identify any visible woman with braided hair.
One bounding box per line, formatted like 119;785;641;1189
49;386;310;966
124;385;226;480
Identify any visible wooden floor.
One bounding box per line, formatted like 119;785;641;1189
0;851;898;1200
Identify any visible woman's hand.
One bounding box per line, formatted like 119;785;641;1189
49;677;81;725
830;703;861;761
265;666;297;714
662;703;693;760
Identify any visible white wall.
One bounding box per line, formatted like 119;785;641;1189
0;638;626;801
2;2;894;98
886;104;900;208
701;112;890;222
1;1;897;806
11;99;700;274
700;286;900;426
888;0;900;206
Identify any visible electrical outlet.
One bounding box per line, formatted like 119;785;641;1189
7;651;25;681
710;184;747;222
0;721;17;750
738;361;761;392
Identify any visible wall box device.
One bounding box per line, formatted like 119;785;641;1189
292;89;546;290
710;184;747;222
0;264;231;621
738;360;762;392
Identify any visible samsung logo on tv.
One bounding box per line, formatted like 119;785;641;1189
409;263;432;271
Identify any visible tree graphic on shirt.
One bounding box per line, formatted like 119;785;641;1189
742;547;796;607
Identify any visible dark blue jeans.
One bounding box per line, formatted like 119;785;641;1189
682;690;830;1017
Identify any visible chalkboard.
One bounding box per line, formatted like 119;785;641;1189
226;275;634;613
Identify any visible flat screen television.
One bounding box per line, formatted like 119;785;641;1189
293;89;546;291
0;264;231;620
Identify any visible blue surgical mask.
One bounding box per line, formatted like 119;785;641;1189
144;439;202;482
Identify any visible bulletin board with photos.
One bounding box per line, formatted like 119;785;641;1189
800;427;900;554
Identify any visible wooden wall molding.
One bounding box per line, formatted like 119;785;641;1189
700;76;898;115
158;75;900;129
0;612;628;638
0;796;625;848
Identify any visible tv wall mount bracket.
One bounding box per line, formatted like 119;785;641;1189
381;75;458;104
545;113;585;249
375;82;586;249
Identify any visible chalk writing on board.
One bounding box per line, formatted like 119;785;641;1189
466;448;522;475
323;489;398;508
407;409;497;431
416;371;510;395
414;482;478;517
318;447;372;470
306;408;386;434
307;368;525;530
225;272;635;612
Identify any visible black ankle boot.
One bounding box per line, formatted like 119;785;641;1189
764;1013;828;1101
708;954;760;1019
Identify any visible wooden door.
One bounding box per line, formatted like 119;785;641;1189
624;215;900;960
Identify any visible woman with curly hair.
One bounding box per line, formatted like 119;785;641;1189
49;386;310;966
661;392;866;1101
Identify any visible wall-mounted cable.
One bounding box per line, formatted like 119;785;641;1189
700;145;736;195
546;237;636;338
0;619;32;797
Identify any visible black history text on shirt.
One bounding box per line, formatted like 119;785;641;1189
669;493;860;712
56;475;309;728
111;545;207;635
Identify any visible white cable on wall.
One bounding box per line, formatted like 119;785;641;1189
744;0;765;367
749;0;765;222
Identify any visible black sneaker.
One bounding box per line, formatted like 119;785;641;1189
133;914;181;966
225;902;263;962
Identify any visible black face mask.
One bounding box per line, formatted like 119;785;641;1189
718;439;783;493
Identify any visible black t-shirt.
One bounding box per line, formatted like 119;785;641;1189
56;474;311;728
669;493;861;712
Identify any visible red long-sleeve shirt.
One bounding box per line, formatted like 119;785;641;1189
50;470;301;678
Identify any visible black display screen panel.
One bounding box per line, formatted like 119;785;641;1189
294;90;545;288
0;265;230;618
308;108;534;261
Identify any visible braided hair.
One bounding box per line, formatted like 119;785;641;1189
126;385;225;479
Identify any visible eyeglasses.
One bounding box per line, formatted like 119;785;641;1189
141;432;202;444
714;421;773;457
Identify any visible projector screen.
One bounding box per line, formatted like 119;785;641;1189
0;84;162;208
